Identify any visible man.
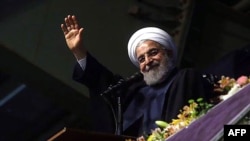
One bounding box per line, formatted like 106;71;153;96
61;15;214;137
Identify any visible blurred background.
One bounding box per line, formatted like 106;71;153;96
0;0;250;140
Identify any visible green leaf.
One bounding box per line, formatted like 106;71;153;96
196;98;203;102
188;99;194;104
155;120;168;128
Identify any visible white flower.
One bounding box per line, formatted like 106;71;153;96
220;83;241;100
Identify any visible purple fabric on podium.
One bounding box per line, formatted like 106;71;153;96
167;85;250;141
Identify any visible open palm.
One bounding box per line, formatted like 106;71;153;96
61;15;84;52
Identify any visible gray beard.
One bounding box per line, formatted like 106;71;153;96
143;55;174;86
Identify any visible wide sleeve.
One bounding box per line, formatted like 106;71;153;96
72;52;119;133
72;52;115;94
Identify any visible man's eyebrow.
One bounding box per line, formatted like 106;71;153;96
137;48;158;58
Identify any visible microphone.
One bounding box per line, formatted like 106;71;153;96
125;72;143;84
100;72;143;96
99;72;143;135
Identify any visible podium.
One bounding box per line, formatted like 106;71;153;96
48;127;136;141
48;85;250;141
167;84;250;141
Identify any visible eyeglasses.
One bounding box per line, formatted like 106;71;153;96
137;48;162;64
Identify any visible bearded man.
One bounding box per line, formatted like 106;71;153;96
61;15;214;137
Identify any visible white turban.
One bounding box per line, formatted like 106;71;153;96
127;27;177;67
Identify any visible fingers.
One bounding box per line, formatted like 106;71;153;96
65;15;73;31
61;15;80;35
66;15;75;30
61;24;68;35
72;15;79;29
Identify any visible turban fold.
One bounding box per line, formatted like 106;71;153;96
127;27;177;67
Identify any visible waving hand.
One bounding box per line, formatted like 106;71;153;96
61;15;86;60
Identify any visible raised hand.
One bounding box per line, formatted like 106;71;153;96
61;15;86;60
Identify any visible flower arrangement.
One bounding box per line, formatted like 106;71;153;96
137;98;213;141
214;75;250;101
137;75;250;141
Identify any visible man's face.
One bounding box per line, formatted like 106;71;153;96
135;40;172;85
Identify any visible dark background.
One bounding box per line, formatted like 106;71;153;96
0;0;249;140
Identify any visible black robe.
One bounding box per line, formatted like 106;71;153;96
73;53;214;137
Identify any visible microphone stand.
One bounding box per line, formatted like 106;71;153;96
101;78;126;136
100;72;143;135
116;87;123;135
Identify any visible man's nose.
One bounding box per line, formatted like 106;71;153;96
145;55;153;65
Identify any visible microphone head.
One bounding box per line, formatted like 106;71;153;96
126;72;143;83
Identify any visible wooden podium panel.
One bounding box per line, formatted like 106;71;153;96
48;127;136;141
